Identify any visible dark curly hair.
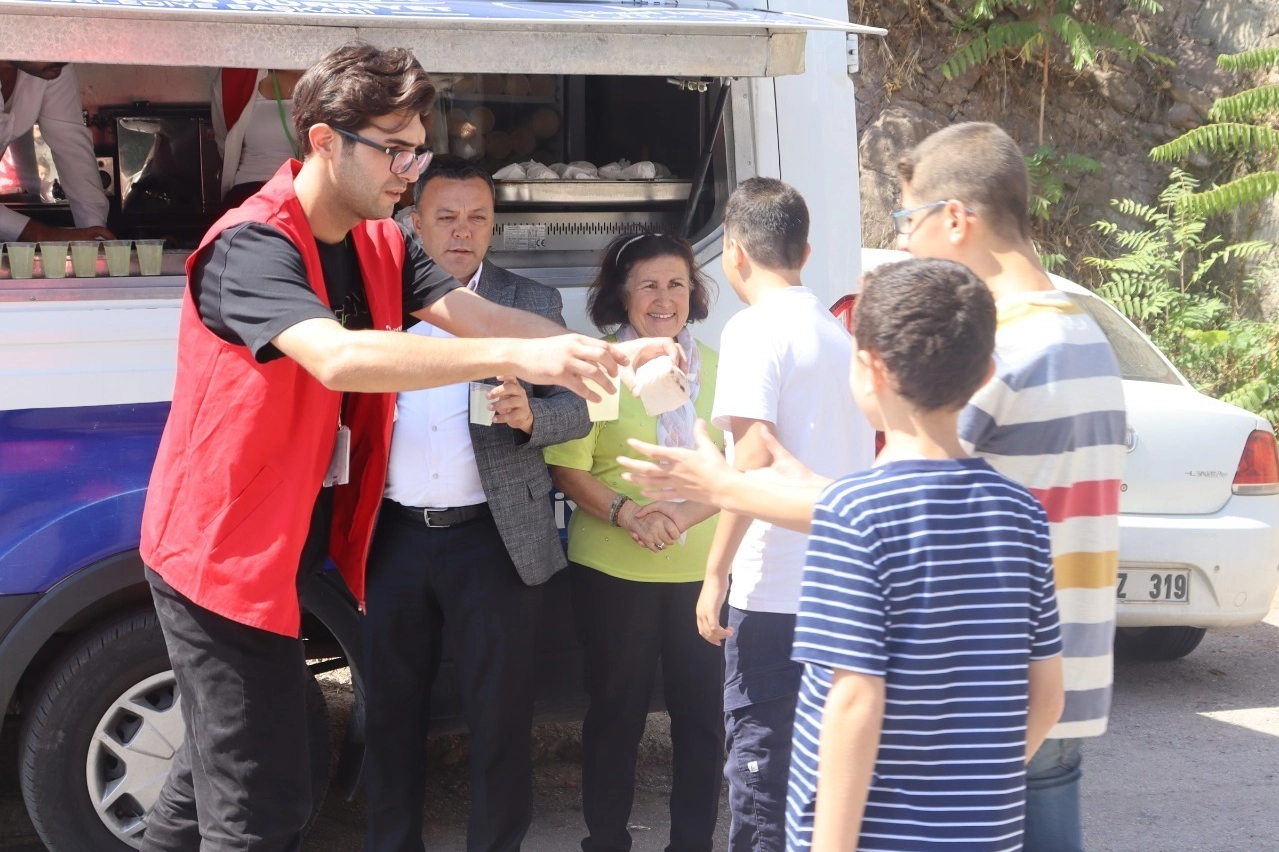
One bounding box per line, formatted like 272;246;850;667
854;258;996;412
586;233;715;332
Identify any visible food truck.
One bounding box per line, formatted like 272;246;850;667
0;1;883;848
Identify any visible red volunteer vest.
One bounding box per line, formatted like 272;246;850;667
140;160;404;636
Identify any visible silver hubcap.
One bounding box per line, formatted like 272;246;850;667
85;671;184;848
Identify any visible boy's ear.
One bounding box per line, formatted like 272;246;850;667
799;242;812;270
944;199;974;246
723;237;744;271
855;348;886;393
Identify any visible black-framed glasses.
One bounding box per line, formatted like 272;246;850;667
333;127;433;176
890;200;975;236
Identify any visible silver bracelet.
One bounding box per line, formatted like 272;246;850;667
608;493;631;527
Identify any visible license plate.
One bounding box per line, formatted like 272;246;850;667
1117;570;1190;603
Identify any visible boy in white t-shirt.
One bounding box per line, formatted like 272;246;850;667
699;177;873;852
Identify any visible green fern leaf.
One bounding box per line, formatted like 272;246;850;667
1176;172;1279;217
940;20;1044;78
1208;85;1279;122
1218;48;1279;73
1151;123;1279;160
1049;14;1095;69
1078;21;1171;64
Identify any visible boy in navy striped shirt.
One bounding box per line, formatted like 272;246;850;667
621;257;1065;852
789;258;1063;852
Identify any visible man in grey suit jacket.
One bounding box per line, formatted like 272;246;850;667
363;157;589;852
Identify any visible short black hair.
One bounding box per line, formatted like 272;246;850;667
413;154;496;207
587;232;714;332
722;177;809;271
853;258;996;412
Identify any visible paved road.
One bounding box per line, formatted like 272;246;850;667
4;594;1278;851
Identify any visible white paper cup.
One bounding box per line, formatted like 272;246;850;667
136;239;165;276
5;242;36;278
584;377;620;422
38;242;69;279
103;240;132;277
469;382;497;426
69;241;99;277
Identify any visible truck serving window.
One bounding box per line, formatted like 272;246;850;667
434;73;729;272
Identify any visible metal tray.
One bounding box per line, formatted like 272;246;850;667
495;179;691;205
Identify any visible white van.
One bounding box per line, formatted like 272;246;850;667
0;2;882;849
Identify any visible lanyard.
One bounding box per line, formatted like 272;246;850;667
272;71;300;160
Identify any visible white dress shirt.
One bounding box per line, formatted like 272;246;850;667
0;65;109;240
383;264;488;509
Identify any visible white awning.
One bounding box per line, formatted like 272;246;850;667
0;0;884;76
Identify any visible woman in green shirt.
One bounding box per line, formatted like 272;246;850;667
545;232;724;852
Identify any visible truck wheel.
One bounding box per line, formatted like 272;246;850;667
19;609;332;851
1115;626;1207;661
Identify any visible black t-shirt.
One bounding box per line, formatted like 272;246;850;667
191;220;458;362
188;219;461;574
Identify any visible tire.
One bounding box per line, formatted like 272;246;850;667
19;609;332;851
1114;625;1208;661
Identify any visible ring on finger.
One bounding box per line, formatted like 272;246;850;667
656;542;665;550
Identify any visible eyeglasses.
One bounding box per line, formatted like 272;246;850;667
890;200;975;236
333;127;433;177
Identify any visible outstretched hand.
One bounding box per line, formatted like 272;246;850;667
617;420;728;504
609;335;687;390
512;334;621;401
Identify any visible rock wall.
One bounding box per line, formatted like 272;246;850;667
852;0;1277;308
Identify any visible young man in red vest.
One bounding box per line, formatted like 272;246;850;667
138;42;669;852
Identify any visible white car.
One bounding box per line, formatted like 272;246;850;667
860;249;1279;660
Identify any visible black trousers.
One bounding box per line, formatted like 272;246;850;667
571;564;725;852
362;507;543;852
142;567;312;852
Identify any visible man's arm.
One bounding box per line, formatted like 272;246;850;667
415;287;683;374
273;317;624;397
810;669;884;852
35;66;111;234
695;416;774;644
1026;655;1064;762
619;420;830;533
417;286;568;339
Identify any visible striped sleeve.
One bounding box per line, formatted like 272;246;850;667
793;484;888;678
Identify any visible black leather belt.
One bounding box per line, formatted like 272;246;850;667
385;499;490;529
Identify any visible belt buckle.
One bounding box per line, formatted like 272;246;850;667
422;509;451;528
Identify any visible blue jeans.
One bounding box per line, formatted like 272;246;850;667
1024;738;1084;852
723;608;802;852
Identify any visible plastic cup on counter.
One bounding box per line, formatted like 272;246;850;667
5;242;36;278
70;241;100;277
103;240;133;277
38;241;69;279
135;239;165;276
